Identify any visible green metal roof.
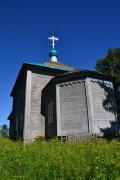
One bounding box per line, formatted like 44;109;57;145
26;62;72;72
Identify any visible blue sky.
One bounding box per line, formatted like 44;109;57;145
0;0;120;127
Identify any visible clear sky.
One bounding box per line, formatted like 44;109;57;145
0;0;120;127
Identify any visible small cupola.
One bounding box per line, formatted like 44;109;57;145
48;36;59;62
49;48;58;62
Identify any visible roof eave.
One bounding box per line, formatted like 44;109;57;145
42;70;114;96
10;63;27;96
10;62;72;96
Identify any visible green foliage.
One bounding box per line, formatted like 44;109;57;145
0;138;120;179
96;48;120;85
0;124;9;137
96;48;120;120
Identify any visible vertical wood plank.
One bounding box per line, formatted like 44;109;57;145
56;85;61;136
90;79;118;135
59;81;89;136
85;78;95;134
23;70;32;142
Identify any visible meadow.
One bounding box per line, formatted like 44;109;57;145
0;138;120;180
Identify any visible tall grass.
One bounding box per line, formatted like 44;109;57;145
0;138;120;179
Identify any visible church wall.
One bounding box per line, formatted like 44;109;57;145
45;88;57;138
10;73;26;140
58;80;89;136
43;75;119;139
90;78;118;136
28;70;56;140
10;64;70;142
29;73;54;139
9;118;14;139
17;85;26;139
28;68;69;140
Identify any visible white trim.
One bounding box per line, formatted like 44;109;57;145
56;85;61;136
59;80;85;87
90;79;112;87
23;70;32;141
85;78;95;133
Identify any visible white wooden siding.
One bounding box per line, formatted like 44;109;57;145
59;81;89;136
29;72;54;139
90;80;117;134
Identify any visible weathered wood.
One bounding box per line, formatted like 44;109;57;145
9;73;26;140
56;85;61;136
28;72;54;139
85;78;95;133
59;81;89;136
9;62;119;141
23;70;32;142
90;79;118;135
9;63;70;141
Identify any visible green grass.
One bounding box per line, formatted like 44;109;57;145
0;138;120;180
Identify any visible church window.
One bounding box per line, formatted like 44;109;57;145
48;98;54;124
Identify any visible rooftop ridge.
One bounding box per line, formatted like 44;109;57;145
44;61;75;70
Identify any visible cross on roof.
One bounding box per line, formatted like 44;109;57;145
48;36;58;48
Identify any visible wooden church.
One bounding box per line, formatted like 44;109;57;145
8;36;119;142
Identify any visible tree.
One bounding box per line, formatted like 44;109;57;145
0;127;2;136
0;124;9;137
96;48;120;121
